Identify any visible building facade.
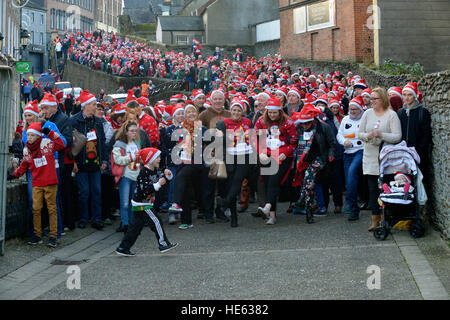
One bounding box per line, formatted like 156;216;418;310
46;0;94;39
22;0;48;74
94;0;123;33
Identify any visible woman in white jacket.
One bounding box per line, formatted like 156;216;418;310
337;97;365;221
112;121;141;233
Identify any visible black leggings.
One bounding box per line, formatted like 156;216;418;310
366;175;381;215
223;163;252;208
261;158;291;212
173;165;210;224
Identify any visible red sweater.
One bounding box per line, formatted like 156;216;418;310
14;130;65;187
253;116;298;158
139;112;159;147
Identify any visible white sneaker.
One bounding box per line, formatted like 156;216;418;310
266;217;276;225
258;207;270;219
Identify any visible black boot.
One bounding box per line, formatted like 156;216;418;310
306;207;314;224
230;206;238;228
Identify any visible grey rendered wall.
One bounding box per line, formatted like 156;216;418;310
377;0;450;73
205;0;280;45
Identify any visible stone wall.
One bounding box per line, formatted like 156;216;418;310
5;181;29;240
254;40;280;59
63;60;184;98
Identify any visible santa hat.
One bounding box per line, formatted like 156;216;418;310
394;172;411;184
265;97;282;110
79;90;97;108
27;122;43;137
230;97;245;112
170;94;185;103
349;95;365;112
126;89;136;103
287;87;301;99
361;88;372;98
39;93;57;107
191;89;205;101
275;86;288;99
137;96;149;107
328;98;341;109
171;104;185;117
388;87;403;99
138;148;161;168
112;104;127;115
315;94;329;106
184;103;197;114
295;103;325;123
354;79;368;90
24;100;39;117
402;82;419;100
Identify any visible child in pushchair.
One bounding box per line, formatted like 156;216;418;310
374;142;425;240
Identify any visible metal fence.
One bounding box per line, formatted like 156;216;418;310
0;66;13;256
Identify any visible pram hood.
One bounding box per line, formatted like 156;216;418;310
379;141;420;177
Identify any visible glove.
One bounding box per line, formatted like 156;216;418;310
7;174;16;181
328;156;335;163
41;127;51;136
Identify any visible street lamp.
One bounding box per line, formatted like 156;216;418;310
20;29;30;49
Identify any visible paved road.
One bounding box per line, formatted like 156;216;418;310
1;201;449;300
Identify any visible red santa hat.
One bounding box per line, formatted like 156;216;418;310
230;97;245;112
287;87;301;99
138;148;161;168
349;95;365;112
39;92;58;107
27;122;43;137
126;89;136;103
170;94;185;103
388;87;403;99
171;104;185;117
137;96;149;107
191;89;205;101
361;88;372;98
24;100;39;117
328;98;341;109
394;172;411;184
112;103;127;115
79;90;97;107
315;94;329;106
275;86;288;99
265;97;282;110
354;79;368;90
295;103;325;123
402;82;419;99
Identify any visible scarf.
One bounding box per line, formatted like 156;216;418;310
182;119;195;154
27;137;43;160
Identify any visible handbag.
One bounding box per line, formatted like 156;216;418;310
208;159;227;180
70;128;87;158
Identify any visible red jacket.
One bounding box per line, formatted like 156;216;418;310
138;112;159;147
14;130;65;187
253;116;298;158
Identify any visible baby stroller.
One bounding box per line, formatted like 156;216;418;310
373;142;425;241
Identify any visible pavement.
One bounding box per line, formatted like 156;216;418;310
0;201;449;300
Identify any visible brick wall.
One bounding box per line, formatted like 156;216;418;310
279;0;374;63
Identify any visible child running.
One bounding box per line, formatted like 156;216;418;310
116;148;178;256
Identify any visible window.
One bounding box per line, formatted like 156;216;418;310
31;13;34;23
40;32;44;45
176;35;189;45
41;14;44;25
51;9;55;29
293;0;335;34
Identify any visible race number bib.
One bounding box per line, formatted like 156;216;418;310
34;156;48;168
87;130;97;141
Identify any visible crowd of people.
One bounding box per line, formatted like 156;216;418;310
8;31;432;255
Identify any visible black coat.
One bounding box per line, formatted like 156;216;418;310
397;103;432;169
69;112;107;171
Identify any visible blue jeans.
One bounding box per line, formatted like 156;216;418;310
118;176;137;226
76;170;102;224
314;184;326;211
343;150;363;214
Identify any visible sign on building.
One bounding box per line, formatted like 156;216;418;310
16;61;31;74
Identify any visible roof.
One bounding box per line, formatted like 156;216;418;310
123;0;150;9
158;16;204;31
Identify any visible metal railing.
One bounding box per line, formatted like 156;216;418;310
0;65;13;256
